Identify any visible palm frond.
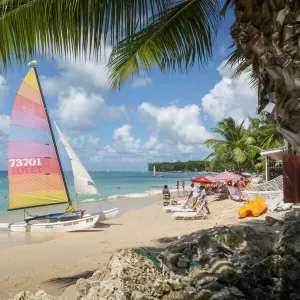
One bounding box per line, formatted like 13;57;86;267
224;47;259;92
203;138;225;148
108;0;221;89
233;148;246;164
0;0;167;70
224;47;245;70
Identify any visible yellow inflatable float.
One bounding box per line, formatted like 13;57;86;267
238;197;268;218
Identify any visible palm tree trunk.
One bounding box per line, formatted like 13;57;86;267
231;0;300;152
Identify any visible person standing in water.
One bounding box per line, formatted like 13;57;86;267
182;181;185;193
176;181;180;195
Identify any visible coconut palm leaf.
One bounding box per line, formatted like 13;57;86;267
108;0;221;89
224;47;259;91
0;0;168;70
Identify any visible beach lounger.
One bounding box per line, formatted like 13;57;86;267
172;201;207;220
163;197;192;213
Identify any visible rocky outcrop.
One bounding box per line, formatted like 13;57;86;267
77;216;300;300
10;290;66;300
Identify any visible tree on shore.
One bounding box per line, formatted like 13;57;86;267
204;117;262;172
204;115;284;172
1;1;298;152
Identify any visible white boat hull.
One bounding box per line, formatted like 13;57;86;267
9;214;99;233
96;208;118;221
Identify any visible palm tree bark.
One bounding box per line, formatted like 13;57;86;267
230;0;300;151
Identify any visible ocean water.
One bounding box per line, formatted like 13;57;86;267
0;171;206;221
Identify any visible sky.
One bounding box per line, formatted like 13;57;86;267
0;12;259;171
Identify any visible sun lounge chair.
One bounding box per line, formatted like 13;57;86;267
163;197;192;213
172;201;208;220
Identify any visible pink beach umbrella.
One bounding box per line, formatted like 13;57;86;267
214;171;241;181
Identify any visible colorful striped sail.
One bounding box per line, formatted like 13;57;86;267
8;67;69;210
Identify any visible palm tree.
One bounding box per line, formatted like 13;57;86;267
204;117;262;172
247;114;284;149
0;1;298;152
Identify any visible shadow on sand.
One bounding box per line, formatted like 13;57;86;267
45;270;97;289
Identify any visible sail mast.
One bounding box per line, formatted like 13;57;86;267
32;62;72;205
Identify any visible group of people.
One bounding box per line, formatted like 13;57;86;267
176;180;185;193
162;182;210;214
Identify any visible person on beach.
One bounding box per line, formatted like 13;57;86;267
237;177;246;202
182;181;185;193
162;185;170;200
200;186;210;214
189;183;199;209
176;181;180;195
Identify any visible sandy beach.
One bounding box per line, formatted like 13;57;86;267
0;193;284;300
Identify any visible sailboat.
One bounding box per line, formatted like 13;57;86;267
153;165;164;177
54;122;118;221
3;61;99;232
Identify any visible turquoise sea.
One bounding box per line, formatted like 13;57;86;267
0;171;207;222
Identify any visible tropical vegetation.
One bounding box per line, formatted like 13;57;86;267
149;114;284;173
205;114;284;172
148;161;207;173
0;0;298;152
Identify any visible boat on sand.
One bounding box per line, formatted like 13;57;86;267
54;122;118;221
1;61;99;232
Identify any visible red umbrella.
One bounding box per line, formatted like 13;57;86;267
191;176;212;184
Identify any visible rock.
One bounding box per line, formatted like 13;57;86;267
161;290;187;300
178;256;191;264
194;289;213;300
76;249;169;299
201;282;226;292
186;286;197;295
210;287;232;300
177;261;188;269
290;293;300;300
10;291;66;300
151;279;171;297
132;291;159;300
195;275;218;286
166;279;183;291
229;286;245;298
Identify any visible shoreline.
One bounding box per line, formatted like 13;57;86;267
0;193;284;299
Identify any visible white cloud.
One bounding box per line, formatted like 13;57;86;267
131;77;152;88
0;115;10;136
137;102;212;145
201;61;257;123
177;143;194;154
112;124;141;154
41;46;112;97
86;103;212;166
53;88;127;130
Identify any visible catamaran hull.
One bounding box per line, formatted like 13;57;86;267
95;208;119;221
9;215;99;233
